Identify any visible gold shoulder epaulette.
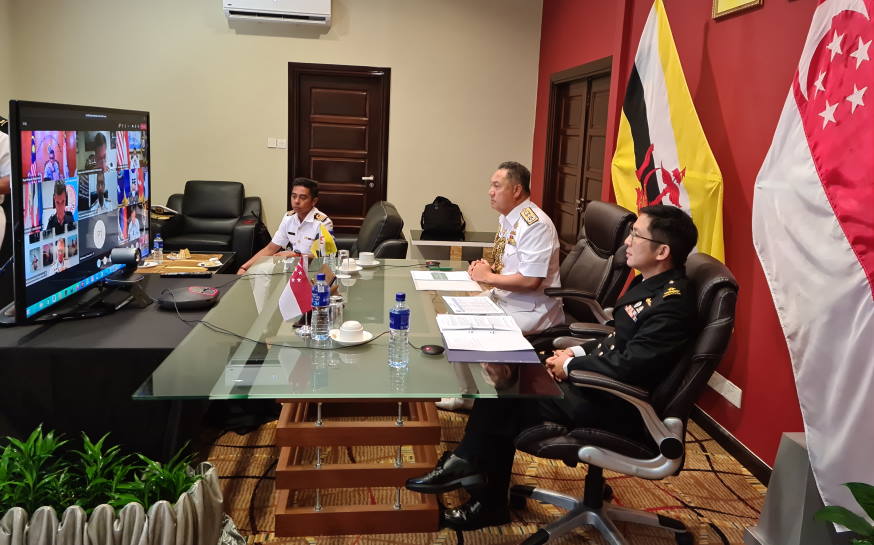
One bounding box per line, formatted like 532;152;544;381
286;211;295;216
663;286;682;298
521;207;539;226
314;212;327;222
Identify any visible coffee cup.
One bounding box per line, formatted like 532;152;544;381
340;258;357;271
358;252;376;265
336;320;366;342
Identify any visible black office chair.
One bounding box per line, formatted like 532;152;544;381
161;180;263;268
334;201;408;259
529;201;635;350
511;253;738;545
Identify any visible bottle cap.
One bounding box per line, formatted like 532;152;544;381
395;292;406;302
316;273;326;281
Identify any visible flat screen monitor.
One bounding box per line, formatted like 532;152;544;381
8;101;151;321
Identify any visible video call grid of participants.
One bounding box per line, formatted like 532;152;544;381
20;130;150;286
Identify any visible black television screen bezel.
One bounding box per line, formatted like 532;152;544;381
8;100;152;323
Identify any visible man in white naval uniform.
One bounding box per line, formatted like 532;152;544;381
237;178;333;274
469;161;564;334
437;162;563;411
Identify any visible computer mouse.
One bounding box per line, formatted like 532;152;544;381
421;344;445;355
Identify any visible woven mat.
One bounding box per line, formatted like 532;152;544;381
206;411;765;545
138;253;223;274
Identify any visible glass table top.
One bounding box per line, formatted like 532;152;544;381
133;258;561;401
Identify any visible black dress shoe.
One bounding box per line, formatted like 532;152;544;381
405;453;485;493
440;499;511;531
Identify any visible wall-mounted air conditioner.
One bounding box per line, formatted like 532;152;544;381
223;0;331;26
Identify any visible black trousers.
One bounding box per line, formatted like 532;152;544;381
453;381;645;505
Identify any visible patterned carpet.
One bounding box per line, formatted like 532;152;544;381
206;409;765;545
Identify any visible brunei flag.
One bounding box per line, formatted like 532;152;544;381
611;0;724;262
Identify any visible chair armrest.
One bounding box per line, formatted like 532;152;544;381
166;193;184;214
158;214;184;239
243;196;262;220
568;370;685;461
373;239;408;259
231;216;258;268
334;235;356;252
552;336;606;350
544;288;612;324
568;322;614;337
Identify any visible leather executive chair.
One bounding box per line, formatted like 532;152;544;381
511;253;738;545
529;201;636;351
334;201;408;259
160;180;263;269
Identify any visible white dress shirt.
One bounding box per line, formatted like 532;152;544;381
271;207;333;255
490;199;564;335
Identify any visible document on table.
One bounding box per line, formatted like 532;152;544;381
410;270;482;291
442;296;504;315
436;314;533;351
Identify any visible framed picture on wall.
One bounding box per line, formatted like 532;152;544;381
713;0;763;19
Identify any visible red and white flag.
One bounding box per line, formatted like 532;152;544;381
753;0;874;515
278;257;313;321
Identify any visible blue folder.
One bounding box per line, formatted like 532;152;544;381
445;348;541;364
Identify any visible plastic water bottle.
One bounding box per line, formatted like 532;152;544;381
388;292;410;368
152;233;163;262
310;273;331;347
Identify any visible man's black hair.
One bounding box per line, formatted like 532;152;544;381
292;177;319;198
93;132;106;148
497;161;531;195
639;204;698;267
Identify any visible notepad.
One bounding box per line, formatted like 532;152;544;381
410;270;481;291
442;296;504;315
436;314;533;351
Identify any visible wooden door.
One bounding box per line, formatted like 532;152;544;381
289;63;390;233
543;59;611;256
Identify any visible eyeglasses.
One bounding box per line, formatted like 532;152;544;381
629;230;667;245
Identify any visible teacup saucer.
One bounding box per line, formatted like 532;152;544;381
329;329;373;345
338;265;363;273
198;261;222;268
139;261;159;268
359;260;380;268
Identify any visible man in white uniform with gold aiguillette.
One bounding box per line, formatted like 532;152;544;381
469;161;564;334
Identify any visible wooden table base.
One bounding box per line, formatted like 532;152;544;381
274;399;442;537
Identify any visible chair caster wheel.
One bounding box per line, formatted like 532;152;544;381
509;493;527;510
675;532;694;545
520;529;550;545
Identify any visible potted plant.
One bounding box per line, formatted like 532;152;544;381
815;482;874;544
0;426;238;545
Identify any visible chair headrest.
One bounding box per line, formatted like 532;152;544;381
581;202;636;257
355;201;404;253
684;253;738;318
182;180;244;218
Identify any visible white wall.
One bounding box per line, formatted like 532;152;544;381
6;0;543;233
0;0;13;118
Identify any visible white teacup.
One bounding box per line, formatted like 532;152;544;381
358;252;376;265
340;258;358;271
336;320;366;342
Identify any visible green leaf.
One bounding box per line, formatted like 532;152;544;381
816;506;874;536
847;483;874;522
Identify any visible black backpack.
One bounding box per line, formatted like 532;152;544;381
420;196;466;241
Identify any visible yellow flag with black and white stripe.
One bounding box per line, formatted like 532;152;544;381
611;0;724;262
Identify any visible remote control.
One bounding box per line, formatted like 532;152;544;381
160;272;213;278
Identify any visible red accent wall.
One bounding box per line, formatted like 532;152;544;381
533;0;819;465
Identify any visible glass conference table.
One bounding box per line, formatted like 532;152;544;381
134;257;561;536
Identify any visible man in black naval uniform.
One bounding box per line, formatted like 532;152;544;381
406;204;699;531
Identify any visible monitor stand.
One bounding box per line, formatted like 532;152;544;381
0;273;154;327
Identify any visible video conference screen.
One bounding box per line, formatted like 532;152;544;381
9;101;151;319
